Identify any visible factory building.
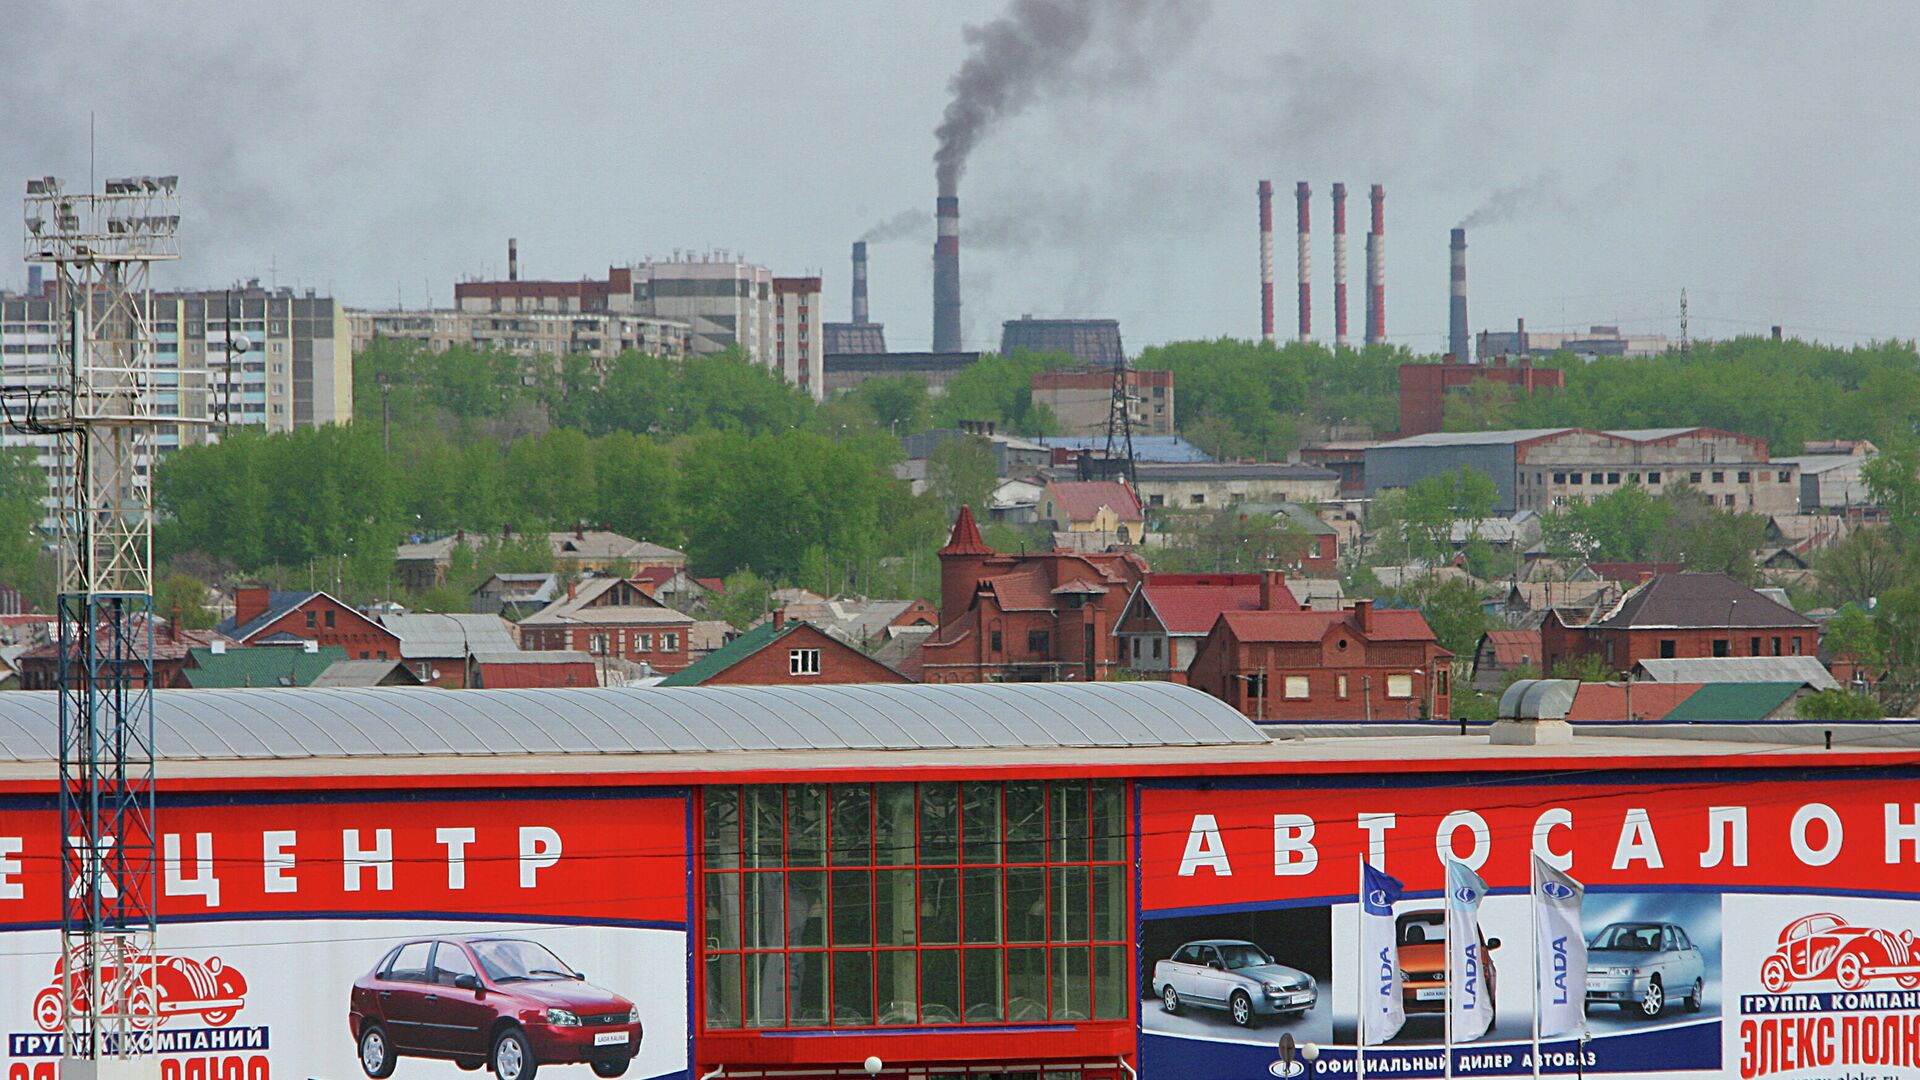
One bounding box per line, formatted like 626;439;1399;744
1477;322;1669;360
1397;355;1565;437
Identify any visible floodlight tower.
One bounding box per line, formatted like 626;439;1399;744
18;172;179;1076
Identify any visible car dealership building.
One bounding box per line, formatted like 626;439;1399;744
1;682;1918;1080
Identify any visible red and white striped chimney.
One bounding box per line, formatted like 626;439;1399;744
1258;181;1274;343
1295;181;1312;342
1366;184;1385;346
1332;183;1349;349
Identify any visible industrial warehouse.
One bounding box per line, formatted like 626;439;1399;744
2;681;1919;1080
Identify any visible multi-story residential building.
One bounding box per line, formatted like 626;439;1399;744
1185;599;1452;722
1030;365;1174;437
1;281;352;527
1367;427;1799;516
772;276;824;401
348;307;690;365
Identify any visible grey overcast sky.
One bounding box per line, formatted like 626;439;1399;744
5;2;1919;353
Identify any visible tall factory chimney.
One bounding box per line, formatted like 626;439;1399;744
1366;184;1385;346
508;237;519;282
1449;227;1470;362
1258;181;1274;343
1295;181;1312;342
1331;183;1349;349
932;195;961;352
851;241;870;324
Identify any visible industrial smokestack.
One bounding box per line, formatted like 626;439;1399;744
1366;184;1385;346
1295;182;1312;342
508;238;519;282
852;241;870;324
932;195;961;352
1332;183;1349;349
1449;227;1470;362
1258;181;1274;343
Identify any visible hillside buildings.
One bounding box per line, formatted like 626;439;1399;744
1031;365;1174;437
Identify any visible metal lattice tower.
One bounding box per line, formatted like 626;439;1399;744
1101;353;1137;490
16;173;178;1070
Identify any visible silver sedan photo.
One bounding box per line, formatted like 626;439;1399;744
1151;940;1317;1027
1585;922;1707;1017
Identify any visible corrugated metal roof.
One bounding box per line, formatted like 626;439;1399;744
1372;428;1570;449
1663;682;1804;721
379;613;520;659
0;681;1264;763
1632;656;1839;691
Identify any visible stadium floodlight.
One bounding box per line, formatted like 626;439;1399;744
25;217;43;236
158;176;178;193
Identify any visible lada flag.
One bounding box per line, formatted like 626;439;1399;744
1446;859;1494;1042
1531;854;1588;1038
1359;860;1406;1045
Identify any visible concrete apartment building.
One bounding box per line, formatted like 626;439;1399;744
1031;365;1174;437
2;281;352;527
1476;322;1668;359
1367;427;1799;515
772;276;825;401
348;308;690;365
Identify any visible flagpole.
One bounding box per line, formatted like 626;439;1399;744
1356;856;1366;1080
1531;858;1543;1080
1444;873;1454;1080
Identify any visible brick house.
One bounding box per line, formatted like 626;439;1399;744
1186;600;1452;721
17;621;230;690
466;650;599;689
916;506;1149;683
1540;572;1820;677
1469;628;1542;691
658;613;913;687
216;588;402;660
1040;480;1146;542
378;612;522;687
1114;571;1299;679
515;576;696;673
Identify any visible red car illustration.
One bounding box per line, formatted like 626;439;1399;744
33;940;248;1032
1761;913;1920;993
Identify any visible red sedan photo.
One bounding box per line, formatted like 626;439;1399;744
349;936;643;1080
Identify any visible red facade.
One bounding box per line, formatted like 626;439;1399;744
680;622;912;687
1398;358;1565;436
1185;600;1452;721
1539;572;1819;676
230;588;401;661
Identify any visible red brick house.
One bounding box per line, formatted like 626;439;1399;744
1114;571;1298;680
17;621;230;690
516;575;696;673
217;588;402;661
917;506;1149;683
466;650;599;689
1540;572;1819;677
658;614;913;687
1186;600;1452;721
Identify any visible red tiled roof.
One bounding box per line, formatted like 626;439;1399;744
1046;480;1143;524
696;577;725;594
983;565;1057;612
1482;629;1541;667
1218;608;1439;644
1138;575;1299;636
1051;577;1111;595
938;506;994;557
1565;682;1703;722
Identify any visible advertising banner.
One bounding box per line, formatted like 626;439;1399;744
0;791;690;1080
1446;860;1493;1043
1360;862;1406;1046
1136;769;1920;1080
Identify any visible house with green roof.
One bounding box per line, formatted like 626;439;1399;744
658;615;912;688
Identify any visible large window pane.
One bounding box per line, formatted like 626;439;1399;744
1050;782;1088;863
920;782;959;864
963;868;1003;944
1007;867;1046;943
745;953;787;1028
832;951;873;1026
832;785;873;866
1005;782;1046;864
705;954;741;1029
1092;865;1124;942
1051;946;1090;1020
789;870;826;948
789;951;827;1026
1091;782;1124;862
831;871;872;946
1008;946;1047;1021
704;872;740;949
747;786;784;869
876;784;916;866
921;868;958;944
876;869;916;946
1051;866;1089;942
704;787;740;870
1093;946;1126;1020
789;784;827;866
746;872;785;949
962;784;1001;864
876;951;918;1025
964;948;1005;1023
921;948;961;1024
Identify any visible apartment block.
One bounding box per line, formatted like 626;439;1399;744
349;308;691;365
772;276;824;401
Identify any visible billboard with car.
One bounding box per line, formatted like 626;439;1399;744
1138;769;1920;1080
0;791;689;1080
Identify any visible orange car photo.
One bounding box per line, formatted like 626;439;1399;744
1395;910;1500;1019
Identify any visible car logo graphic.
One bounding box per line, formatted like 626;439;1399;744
1269;1061;1307;1078
1542;881;1575;900
1367;889;1388;907
1454;886;1478;903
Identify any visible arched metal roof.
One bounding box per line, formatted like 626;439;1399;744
0;681;1264;763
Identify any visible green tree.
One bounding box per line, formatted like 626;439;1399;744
931;352;1062;435
1797;689;1884;721
1814;526;1902;606
1823;604;1887;670
1550;652;1618;682
1151;509;1309;573
711;568;773;629
1367;468;1498;566
1541;483;1675;564
155;573;216;629
844;375;932;435
926;436;998;517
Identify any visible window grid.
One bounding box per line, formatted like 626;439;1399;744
701;780;1128;1032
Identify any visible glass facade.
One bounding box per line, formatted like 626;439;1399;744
701;780;1128;1031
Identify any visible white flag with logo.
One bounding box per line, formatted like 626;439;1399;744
1532;855;1587;1037
1446;859;1494;1042
1360;861;1406;1045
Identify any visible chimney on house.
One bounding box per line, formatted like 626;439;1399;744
1353;598;1375;635
566;579;577;601
235;587;270;628
169;606;181;644
508;238;519;282
773;608;787;631
1259;569;1289;611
